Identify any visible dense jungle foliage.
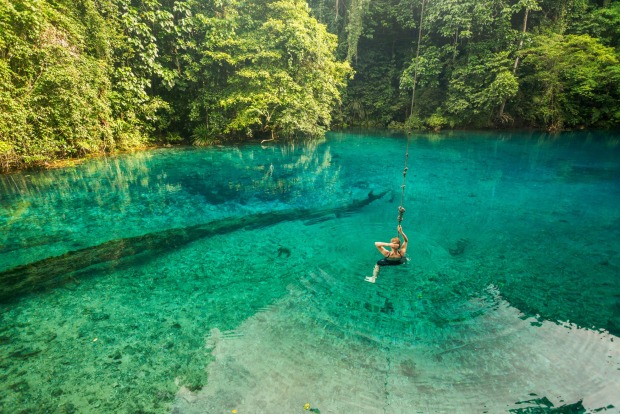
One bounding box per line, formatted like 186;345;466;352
1;0;619;170
310;0;620;132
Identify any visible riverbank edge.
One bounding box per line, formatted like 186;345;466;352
3;127;618;175
1;143;179;175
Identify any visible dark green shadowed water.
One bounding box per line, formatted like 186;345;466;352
1;131;619;413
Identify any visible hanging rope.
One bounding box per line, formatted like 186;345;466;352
397;136;410;225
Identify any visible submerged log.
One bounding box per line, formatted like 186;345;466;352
0;191;386;302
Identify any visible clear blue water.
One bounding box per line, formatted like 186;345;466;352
1;130;619;413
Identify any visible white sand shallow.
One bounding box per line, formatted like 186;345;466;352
174;277;620;414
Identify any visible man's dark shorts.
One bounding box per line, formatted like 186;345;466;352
376;257;406;266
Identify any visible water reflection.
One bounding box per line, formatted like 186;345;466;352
0;139;343;271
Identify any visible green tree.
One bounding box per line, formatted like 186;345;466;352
0;0;167;170
190;0;351;141
518;33;620;129
573;1;620;50
0;0;115;167
443;51;518;127
310;0;620;131
497;0;541;122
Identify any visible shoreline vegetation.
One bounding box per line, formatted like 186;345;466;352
3;126;620;175
1;0;619;173
2;124;620;176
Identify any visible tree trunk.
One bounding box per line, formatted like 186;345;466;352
499;7;530;120
410;0;426;117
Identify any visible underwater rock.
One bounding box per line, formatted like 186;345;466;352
59;402;77;414
399;359;418;378
89;312;111;322
380;298;395;314
9;380;30;392
449;238;469;256
10;347;41;360
512;395;588;412
277;247;292;258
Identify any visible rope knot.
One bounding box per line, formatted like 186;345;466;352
397;205;406;222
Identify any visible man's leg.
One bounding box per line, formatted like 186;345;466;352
365;264;380;283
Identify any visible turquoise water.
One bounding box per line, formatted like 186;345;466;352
1;130;619;413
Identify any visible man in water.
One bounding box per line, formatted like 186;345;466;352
365;225;408;283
